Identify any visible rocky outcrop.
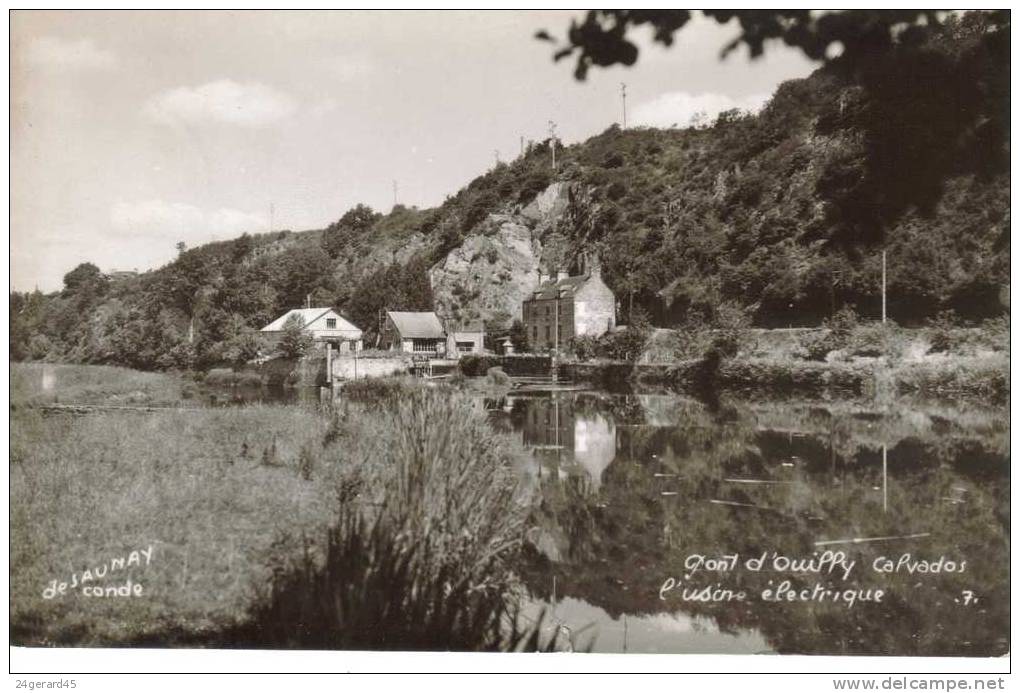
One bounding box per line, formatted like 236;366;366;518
429;182;585;330
429;219;541;329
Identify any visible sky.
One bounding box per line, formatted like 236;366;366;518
10;10;817;292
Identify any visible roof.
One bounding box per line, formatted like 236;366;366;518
528;274;590;301
262;308;360;333
387;311;445;339
451;321;485;334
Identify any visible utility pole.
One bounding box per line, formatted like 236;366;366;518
269;202;275;234
392;180;398;208
548;120;557;171
520;135;524;157
881;249;887;324
494;149;500;167
621;82;628;129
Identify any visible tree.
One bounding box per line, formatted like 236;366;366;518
539;10;1009;238
62;263;108;302
271;245;334;311
223;329;266;367
508;319;530;354
321;203;382;258
278;314;312;359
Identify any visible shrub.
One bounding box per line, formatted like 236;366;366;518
847;321;903;360
709;301;754;359
570;335;601;361
606;181;627;201
926;309;958;353
517;171;552;205
459;353;499;377
486;367;510;386
801;306;859;361
341;376;418;406
229;507;559;651
278;315;313;359
602;152;625;169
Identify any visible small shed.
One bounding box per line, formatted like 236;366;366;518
447;321;485;355
380;311;447;355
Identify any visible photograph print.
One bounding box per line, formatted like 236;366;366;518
9;9;1010;661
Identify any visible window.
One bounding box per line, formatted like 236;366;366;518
456;341;474;354
326;318;337;329
412;339;437;353
545;326;551;340
533;326;538;341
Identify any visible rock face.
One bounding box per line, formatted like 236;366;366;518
429;219;541;329
429;182;579;330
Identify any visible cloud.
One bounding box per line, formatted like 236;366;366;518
110;200;266;241
324;54;374;82
25;36;117;71
630;91;771;128
143;80;297;127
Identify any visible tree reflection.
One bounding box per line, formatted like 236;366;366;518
511;392;1009;656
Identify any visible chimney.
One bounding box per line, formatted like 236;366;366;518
536;267;544;285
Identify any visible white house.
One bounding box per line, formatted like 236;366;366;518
261;307;363;352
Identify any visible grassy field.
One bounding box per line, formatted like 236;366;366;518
11;363;195;407
10;364;536;648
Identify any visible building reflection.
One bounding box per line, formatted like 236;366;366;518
516;393;617;494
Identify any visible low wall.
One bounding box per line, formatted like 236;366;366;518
331;355;411;380
459;354;552;377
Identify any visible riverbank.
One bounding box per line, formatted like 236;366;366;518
560;323;1009;404
560;354;1008;403
10;365;540;649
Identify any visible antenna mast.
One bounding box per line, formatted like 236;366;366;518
621;82;628;129
548;120;557;171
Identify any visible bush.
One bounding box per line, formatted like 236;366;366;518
341;376;419;405
801;306;859;361
229;507;558;651
709;301;753;359
278;315;313;359
926;309;958;353
569;327;649;363
459;353;498;377
486;367;510;386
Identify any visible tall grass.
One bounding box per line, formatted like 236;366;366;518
221;382;545;650
11;369;549;650
10;403;334;645
228;508;557;651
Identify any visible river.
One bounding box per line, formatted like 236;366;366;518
487;388;1009;656
208;381;1009;656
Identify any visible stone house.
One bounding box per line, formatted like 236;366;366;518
522;262;615;352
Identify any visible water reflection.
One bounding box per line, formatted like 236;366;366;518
499;391;1010;656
